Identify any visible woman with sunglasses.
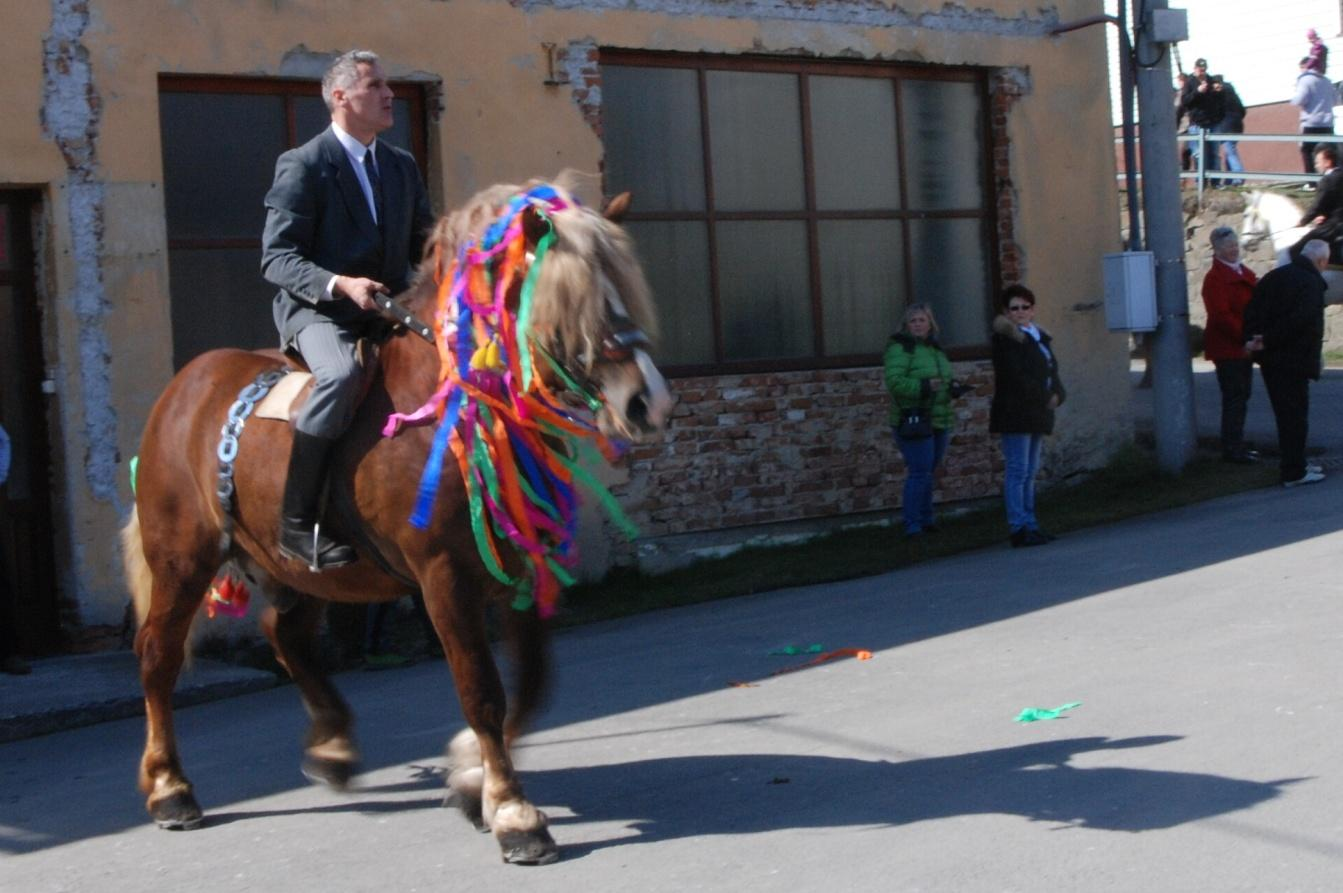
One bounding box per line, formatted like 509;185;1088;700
990;285;1066;547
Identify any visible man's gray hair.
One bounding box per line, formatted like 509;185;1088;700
1209;226;1238;250
1301;239;1330;264
322;50;380;111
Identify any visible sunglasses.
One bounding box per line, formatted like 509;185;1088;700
1007;304;1034;311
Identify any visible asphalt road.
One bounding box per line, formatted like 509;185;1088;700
5;469;1343;891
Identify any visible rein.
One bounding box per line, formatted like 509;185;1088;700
381;184;639;617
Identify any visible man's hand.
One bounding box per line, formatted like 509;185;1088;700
1047;394;1060;409
1312;215;1327;226
334;275;389;311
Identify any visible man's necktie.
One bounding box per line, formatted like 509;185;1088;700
362;148;384;227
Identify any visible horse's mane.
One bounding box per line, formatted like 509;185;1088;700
408;176;657;371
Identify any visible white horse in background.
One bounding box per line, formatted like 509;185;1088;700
1241;189;1343;304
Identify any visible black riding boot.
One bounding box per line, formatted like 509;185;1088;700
279;431;358;570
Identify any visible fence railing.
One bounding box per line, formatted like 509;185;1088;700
1117;132;1343;202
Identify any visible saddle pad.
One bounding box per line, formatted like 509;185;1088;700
255;371;312;421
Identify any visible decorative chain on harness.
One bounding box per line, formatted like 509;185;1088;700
216;368;289;548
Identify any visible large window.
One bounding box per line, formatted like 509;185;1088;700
158;76;427;369
601;53;996;373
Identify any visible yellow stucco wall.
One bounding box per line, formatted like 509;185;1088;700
3;0;1126;626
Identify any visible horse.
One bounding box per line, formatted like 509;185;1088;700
1240;189;1343;304
122;179;672;864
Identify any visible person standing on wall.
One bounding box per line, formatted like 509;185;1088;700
1292;56;1336;177
261;49;435;570
1211;76;1246;188
1180;58;1226;178
883;303;964;539
1201;226;1260;464
1243;239;1329;488
990;285;1065;548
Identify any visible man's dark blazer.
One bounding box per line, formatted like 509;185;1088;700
262;126;435;346
1243;254;1326;380
1301;166;1343;227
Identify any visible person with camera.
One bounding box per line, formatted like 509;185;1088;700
883;303;967;539
990;285;1066;548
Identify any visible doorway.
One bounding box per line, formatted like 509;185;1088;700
1;190;61;655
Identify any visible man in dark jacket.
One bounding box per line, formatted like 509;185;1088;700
1243;240;1329;487
261;49;435;569
1211;77;1246;187
1292;144;1343;263
1180;58;1226;175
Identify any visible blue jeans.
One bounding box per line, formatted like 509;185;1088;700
1187;124;1220;175
1212;125;1244;185
894;427;949;533
1000;433;1043;532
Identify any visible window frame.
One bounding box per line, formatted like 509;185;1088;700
600;50;1001;375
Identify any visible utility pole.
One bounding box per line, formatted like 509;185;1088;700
1134;0;1196;472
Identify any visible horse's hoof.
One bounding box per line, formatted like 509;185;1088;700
498;827;560;865
149;790;203;830
301;754;358;791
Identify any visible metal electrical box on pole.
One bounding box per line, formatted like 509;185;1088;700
1135;0;1197;472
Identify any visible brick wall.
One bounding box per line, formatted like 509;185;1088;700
612;360;1002;543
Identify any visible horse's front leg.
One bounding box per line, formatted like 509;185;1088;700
423;564;557;865
259;592;360;789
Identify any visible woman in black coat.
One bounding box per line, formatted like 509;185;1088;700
990;285;1066;547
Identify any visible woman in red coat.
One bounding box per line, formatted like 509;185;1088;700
1201;225;1259;463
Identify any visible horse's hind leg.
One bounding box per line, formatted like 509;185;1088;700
425;568;558;865
134;566;215;830
259;592;360;789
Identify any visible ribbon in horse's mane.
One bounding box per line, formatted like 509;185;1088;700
382;184;636;617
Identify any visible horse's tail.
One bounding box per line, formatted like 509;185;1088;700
122;504;155;630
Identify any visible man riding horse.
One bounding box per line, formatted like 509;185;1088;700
261;49;435;569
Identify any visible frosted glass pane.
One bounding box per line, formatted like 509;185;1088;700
909;218;990;347
811;76;900;210
624;221;714;365
160;93;286;239
819;220;904;355
706;71;804;211
900;80;984;210
716;221;812;360
603;66;706;212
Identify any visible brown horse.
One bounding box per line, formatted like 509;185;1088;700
123;180;671;864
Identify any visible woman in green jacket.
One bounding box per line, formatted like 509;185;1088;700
883;303;955;537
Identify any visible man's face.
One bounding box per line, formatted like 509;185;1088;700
1194;64;1207;80
1315;151;1331;173
334;62;394;139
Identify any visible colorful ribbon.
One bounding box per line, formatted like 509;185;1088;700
383;185;638;618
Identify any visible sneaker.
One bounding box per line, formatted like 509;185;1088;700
1283;470;1326;488
1308;463;1323;475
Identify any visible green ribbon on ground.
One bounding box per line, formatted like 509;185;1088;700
1014;702;1082;723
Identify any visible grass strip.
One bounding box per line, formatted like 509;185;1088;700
557;445;1277;627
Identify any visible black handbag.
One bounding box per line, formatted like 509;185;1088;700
897;407;933;440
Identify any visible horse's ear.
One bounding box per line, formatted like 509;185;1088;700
521;205;550;248
602;192;633;223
